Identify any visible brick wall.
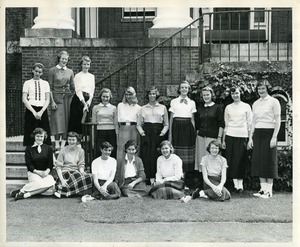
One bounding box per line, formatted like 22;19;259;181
21;45;200;106
271;8;292;43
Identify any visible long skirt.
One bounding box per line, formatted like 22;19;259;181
56;170;93;197
172;118;195;172
23;106;52;146
96;129;117;158
149;180;185;199
117;125;140;164
203;176;231;201
120;177;150;197
68;94;88;134
22;171;56;195
140;123;166;179
91;179;121;200
225;135;248;179
50;94;73;135
251;128;278;178
195;136;215;171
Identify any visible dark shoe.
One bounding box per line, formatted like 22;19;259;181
15;192;24;201
238;189;244;194
191;188;201;199
10;189;20;198
232;188;239;193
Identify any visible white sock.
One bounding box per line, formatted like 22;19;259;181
233;179;239;189
238;179;244;190
61;140;66;148
199;190;207;198
261;182;267;192
24;192;31;198
55;140;60;149
267;183;273;195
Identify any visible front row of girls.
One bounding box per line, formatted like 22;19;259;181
11;127;230;202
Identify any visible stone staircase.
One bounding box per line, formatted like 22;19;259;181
6;137;28;194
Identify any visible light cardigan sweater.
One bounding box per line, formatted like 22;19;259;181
156;154;183;183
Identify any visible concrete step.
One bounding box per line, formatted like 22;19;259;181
6;165;27;179
6;152;25;164
6;179;28;195
6;141;26;152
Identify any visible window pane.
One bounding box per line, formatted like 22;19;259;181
254;8;265;22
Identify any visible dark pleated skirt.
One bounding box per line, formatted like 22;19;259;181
68;94;88;134
251;128;278;178
120;177;150;197
172;118;195;172
203;176;231;201
96;129;117;158
225;135;248;179
23;106;52;146
140;123;166;179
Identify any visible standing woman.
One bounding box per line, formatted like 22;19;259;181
195;86;224;171
92;88;118;158
116;86;141;163
169;81;196;185
22;63;52;146
68;56;95;137
54;131;93;198
11;128;56;200
49;50;75;152
248;79;281;198
137;86;169;182
222;86;252;193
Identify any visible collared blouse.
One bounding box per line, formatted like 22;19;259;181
169;96;196;118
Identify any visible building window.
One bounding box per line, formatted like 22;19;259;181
254;8;265;22
270;88;292;147
122;7;156;21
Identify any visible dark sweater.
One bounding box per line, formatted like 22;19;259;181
25;144;54;172
195;103;225;139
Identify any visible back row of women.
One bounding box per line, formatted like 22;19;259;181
21;50;281;201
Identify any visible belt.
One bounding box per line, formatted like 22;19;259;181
119;122;137;126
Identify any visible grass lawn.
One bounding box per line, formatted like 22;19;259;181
78;192;292;224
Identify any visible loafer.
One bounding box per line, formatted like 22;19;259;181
10;189;20;198
191;188;201;199
15;192;24;201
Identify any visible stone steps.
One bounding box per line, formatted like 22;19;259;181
6;137;27;193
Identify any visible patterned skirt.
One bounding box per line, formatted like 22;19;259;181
56;170;93;197
172;118;195;172
149;180;185;199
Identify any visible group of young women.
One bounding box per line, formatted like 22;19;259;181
14;50;281;202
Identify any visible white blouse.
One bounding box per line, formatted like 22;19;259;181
74;71;95;106
169;96;196;118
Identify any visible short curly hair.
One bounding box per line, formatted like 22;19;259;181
206;140;221;154
31;128;48;141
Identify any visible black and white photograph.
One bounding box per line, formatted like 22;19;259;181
1;1;298;246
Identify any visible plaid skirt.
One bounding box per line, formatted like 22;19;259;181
57;170;93;197
172;118;195;172
149;180;185;199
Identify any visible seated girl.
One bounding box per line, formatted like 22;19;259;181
114;140;149;197
187;140;231;202
149;140;185;199
54;132;93;198
82;142;121;201
11;128;56;200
